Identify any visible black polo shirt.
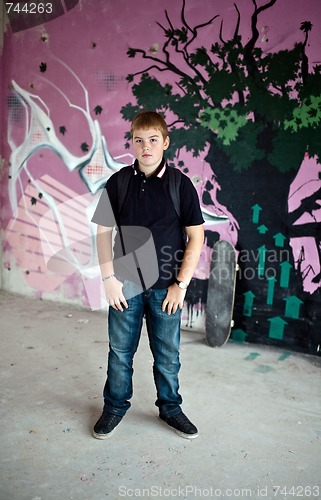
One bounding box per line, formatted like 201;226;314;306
92;159;204;289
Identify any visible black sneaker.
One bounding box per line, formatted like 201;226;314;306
92;412;123;439
159;411;198;439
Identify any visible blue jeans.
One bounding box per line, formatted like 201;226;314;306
103;280;183;418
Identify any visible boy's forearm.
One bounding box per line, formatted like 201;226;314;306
177;225;204;284
96;225;114;277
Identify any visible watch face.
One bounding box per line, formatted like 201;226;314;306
175;279;187;289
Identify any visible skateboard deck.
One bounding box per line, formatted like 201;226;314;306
205;240;237;347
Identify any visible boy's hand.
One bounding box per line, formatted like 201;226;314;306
162;284;186;315
103;278;128;312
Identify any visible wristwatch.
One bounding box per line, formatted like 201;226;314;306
175;279;188;290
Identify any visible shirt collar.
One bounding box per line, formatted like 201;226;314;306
132;158;166;178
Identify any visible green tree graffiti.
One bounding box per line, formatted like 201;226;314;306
121;0;321;352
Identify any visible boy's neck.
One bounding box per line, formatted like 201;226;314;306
138;164;157;177
137;158;164;177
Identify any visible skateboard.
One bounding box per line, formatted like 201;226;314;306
205;240;237;347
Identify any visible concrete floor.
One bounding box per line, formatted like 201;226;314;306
0;291;320;500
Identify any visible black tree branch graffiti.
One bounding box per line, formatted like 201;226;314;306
121;0;321;351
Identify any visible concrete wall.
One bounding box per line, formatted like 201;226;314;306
1;0;320;353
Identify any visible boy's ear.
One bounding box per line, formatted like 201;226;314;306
163;135;170;150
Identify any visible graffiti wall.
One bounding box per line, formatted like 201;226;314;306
1;0;320;354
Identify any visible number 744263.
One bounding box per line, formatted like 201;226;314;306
6;3;53;14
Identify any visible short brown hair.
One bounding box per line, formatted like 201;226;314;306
131;111;168;140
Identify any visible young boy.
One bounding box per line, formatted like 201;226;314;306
91;111;204;439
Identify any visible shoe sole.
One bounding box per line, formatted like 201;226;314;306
92;429;115;440
158;417;198;440
174;429;198;439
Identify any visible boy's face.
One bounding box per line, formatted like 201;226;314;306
132;127;170;175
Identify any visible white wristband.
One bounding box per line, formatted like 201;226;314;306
101;274;115;282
